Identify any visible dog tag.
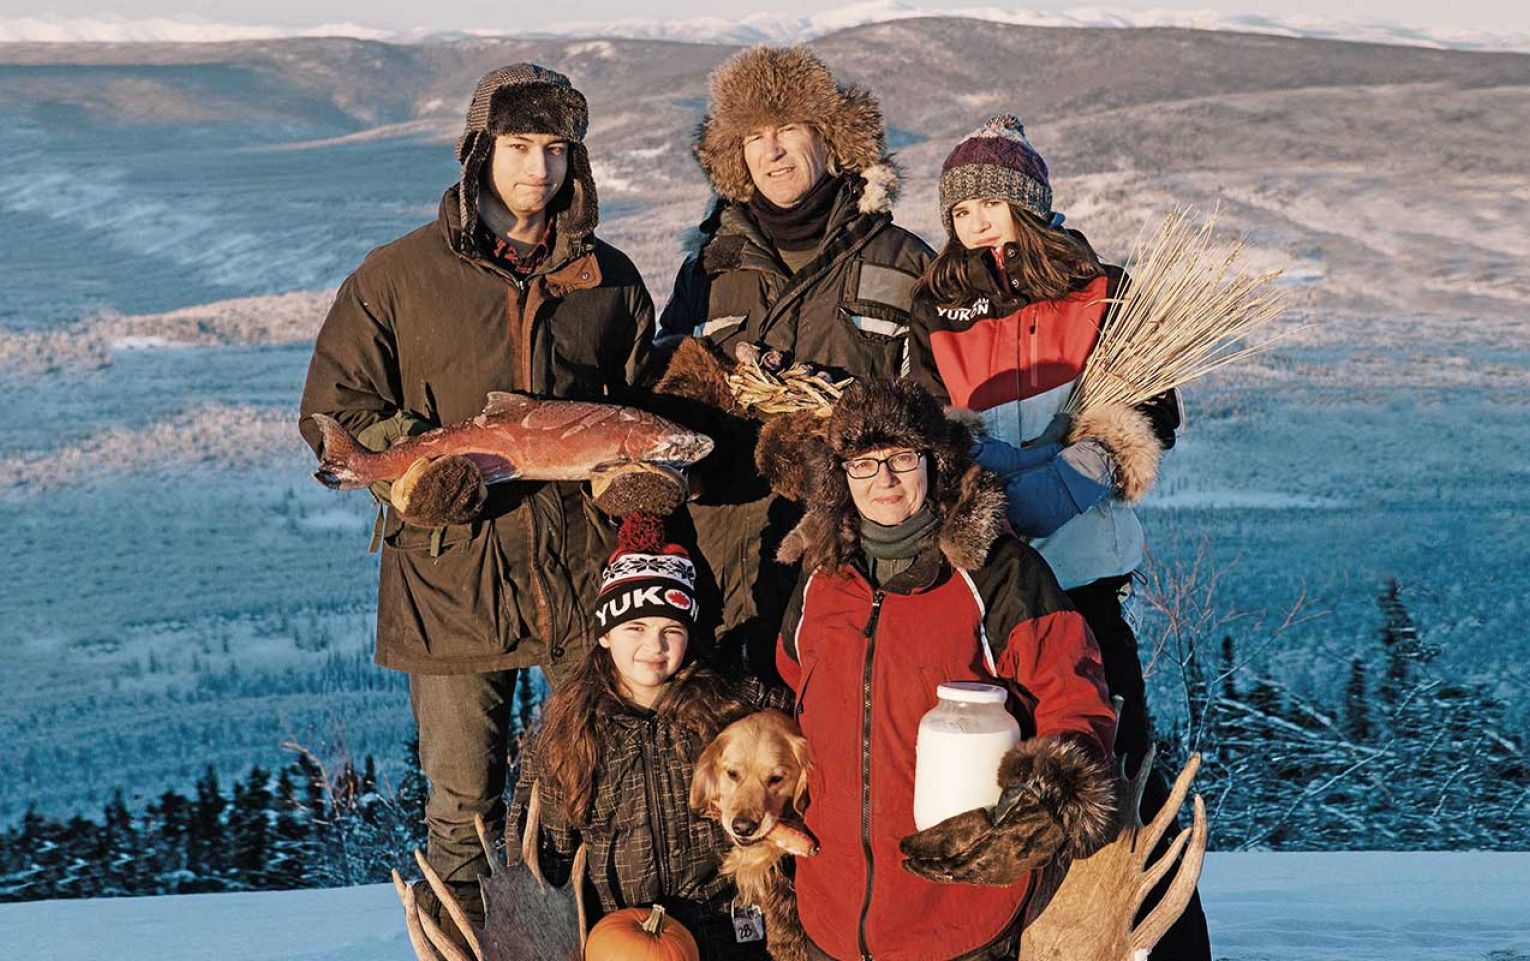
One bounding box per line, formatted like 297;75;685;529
731;903;766;943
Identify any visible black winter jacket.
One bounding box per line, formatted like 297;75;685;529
654;174;933;679
659;174;933;379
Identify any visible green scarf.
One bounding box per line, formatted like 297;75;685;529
860;505;940;587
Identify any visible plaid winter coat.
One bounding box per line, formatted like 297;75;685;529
509;665;790;959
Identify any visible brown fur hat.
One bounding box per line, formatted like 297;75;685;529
694;45;899;212
779;378;1006;574
456;64;598;250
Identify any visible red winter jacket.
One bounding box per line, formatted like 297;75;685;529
776;530;1115;960
908;243;1181;591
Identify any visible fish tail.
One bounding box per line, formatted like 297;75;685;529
310;413;373;490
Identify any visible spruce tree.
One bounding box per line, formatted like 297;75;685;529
8;806;52;900
270;766;309;890
57;814;98;898
151;788;192;892
1342;658;1371;744
397;737;428;841
231;767;274;889
99;789;140;896
190;766;228;890
1218;635;1238;700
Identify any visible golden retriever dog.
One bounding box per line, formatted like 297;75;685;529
690;709;814;961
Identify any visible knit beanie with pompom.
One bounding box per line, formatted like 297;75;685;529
592;513;700;633
937;114;1052;239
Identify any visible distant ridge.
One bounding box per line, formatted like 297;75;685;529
3;2;1526;54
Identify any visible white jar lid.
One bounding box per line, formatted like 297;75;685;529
937;681;1008;704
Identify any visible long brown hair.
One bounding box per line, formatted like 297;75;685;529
535;639;746;826
917;205;1103;306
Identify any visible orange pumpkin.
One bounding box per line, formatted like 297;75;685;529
585;904;700;961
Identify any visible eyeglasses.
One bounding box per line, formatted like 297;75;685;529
842;450;924;480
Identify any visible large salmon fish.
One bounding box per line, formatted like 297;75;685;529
309;392;713;490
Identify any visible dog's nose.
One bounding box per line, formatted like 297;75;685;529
731;816;759;838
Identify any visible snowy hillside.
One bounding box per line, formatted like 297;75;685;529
5;852;1529;960
0;20;1526;826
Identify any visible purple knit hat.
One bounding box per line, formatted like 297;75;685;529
938;115;1052;238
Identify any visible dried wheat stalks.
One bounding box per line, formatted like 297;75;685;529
1066;208;1301;417
727;354;852;417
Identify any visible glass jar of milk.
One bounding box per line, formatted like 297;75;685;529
913;682;1022;831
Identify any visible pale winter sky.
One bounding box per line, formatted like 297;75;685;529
1;0;1525;36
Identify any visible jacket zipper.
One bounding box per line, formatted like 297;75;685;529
1029;313;1040;391
641;714;673;894
758;217;887;343
857;588;886;961
454;235;574;652
521;509;556;651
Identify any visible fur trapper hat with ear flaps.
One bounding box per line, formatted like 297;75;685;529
694;45;901;213
779;378;1008;575
455;63;599;252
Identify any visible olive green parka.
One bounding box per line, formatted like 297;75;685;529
299;72;654;679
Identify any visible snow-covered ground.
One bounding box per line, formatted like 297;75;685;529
4;852;1528;960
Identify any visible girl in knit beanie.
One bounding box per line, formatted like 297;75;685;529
908;115;1211;961
504;513;790;961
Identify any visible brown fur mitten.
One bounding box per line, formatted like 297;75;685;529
589;462;689;518
755;410;831;501
994;736;1117;858
653;337;744;416
899;736;1116;886
900;804;1065;887
1069;403;1162;502
392;455;487;527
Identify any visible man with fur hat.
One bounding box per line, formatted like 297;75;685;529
661;44;930;374
652;45;933;680
298;64;654;931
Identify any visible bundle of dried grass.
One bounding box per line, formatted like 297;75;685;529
727;351;852;417
1066;208;1296;417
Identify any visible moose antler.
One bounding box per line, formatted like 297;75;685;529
1019;749;1207;961
393;782;588;961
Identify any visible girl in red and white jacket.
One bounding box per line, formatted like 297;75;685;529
907;115;1208;961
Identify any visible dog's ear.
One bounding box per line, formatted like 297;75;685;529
689;734;726;820
787;729;812;816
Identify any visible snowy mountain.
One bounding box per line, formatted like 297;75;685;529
3;2;1528;53
537;1;1530;53
0;18;1526;827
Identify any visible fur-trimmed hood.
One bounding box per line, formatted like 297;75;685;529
454;63;599;258
779;379;1007;576
694;45;900;213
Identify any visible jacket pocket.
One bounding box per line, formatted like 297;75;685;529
377;518;527;662
836;306;910;374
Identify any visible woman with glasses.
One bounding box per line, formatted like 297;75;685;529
773;378;1118;961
